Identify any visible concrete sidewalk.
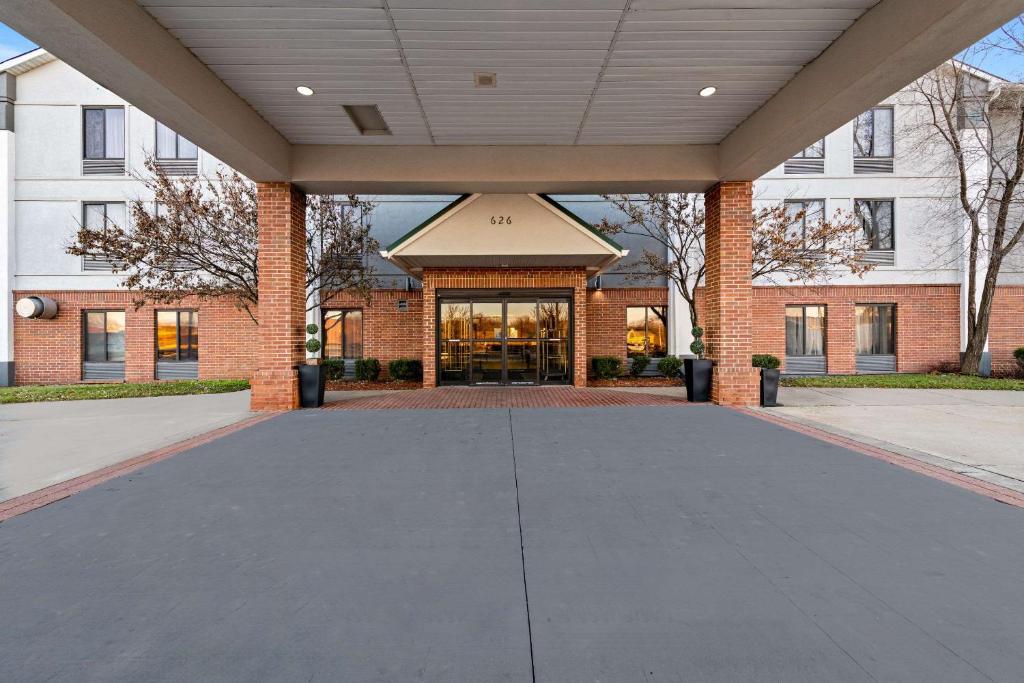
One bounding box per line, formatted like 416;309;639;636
767;387;1024;493
0;391;253;502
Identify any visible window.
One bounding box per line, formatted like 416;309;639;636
83;311;125;362
156;310;199;362
785;306;826;356
856;304;896;355
854;199;895;250
853;107;894;158
793;139;824;159
156;122;198;160
82;203;127;271
784;200;825;248
626;306;667;358
83;107;125;159
323;309;363;359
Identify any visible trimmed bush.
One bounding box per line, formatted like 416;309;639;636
752;354;781;369
322;359;346;382
657;355;684;378
591;356;623;380
629;354;650;377
689;326;705;359
388;358;423;381
354;358;381;381
1015;347;1024;370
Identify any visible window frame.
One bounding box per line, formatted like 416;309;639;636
82;309;127;363
792;139;825;159
784;305;827;357
155;309;199;363
854;198;896;251
322;308;364;359
82;106;125;161
625;305;668;358
853;106;895;159
854;303;897;356
783;199;826;249
155;121;199;161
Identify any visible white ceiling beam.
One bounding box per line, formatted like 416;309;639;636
0;0;290;181
291;144;718;194
719;0;1024;180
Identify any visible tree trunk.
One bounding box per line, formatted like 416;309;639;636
961;255;1001;375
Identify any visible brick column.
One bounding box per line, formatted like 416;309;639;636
704;182;759;406
250;183;306;411
573;277;587;387
421;275;437;387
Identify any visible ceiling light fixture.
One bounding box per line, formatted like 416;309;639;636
296;85;315;96
699;86;717;97
474;72;497;88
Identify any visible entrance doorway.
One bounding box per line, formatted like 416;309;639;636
437;293;572;385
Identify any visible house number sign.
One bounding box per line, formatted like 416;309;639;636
490;216;512;225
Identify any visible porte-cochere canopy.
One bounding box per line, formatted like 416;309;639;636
380;194;628;276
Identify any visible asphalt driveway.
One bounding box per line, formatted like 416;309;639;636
2;405;1024;681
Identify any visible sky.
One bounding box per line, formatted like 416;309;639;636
2;17;1024;78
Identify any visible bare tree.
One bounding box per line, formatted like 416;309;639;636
597;193;874;332
67;159;378;323
909;59;1024;374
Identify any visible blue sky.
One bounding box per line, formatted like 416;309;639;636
2;18;1024;78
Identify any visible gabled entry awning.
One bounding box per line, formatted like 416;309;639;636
380;194;628;277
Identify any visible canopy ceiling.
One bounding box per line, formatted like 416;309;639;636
2;0;1023;192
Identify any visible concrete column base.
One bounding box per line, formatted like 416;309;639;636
250;368;299;411
0;360;12;387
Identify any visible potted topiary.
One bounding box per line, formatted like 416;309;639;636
298;323;327;408
752;354;781;407
683;326;713;402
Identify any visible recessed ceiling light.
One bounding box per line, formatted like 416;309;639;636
699;86;717;97
296;85;314;96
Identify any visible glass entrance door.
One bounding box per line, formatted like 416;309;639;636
438;295;571;386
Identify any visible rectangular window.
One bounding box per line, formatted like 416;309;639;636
784;200;825;248
626;306;668;358
854;199;895;251
855;304;896;355
82;203;127;271
853;106;894;158
785;306;826;356
323;309;363;359
793;139;825;159
83;310;126;362
156;310;199;362
83;107;125;160
156;122;199;160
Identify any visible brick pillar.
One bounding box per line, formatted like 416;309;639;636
250;183;306;411
827;302;856;374
704;182;759;406
422;275;437;387
573;275;587;387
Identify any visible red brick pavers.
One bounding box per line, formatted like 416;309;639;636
324;386;693;410
0;413;280;522
739;408;1024;509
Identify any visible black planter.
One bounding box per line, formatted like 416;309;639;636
760;368;780;407
298;364;326;408
683;358;713;402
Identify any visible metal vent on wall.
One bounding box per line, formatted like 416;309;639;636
784;356;827;375
82;159;125;175
859;250;895;266
82;361;125;381
82;255;128;272
396;300;409;312
854;158;894;174
856;355;896;373
156;361;198;380
784;158;825;174
154;159;198;176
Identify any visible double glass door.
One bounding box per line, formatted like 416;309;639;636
438;296;571;385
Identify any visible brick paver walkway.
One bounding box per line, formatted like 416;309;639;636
324;386;691;410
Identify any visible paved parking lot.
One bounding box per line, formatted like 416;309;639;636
2;403;1024;681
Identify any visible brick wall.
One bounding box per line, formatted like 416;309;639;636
321;289;423;377
990;286;1024;374
12;290;257;385
586;287;669;369
419;268;589;387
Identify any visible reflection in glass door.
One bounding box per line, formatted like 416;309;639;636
437;295;571;385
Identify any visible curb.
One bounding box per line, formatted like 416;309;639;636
0;412;280;523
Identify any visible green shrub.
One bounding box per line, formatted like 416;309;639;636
657;355;684;378
1015;347;1024;369
388;358;423;381
354;358;381;381
591;356;623;380
306;323;319;335
629;354;650;377
752;354;781;369
689;326;705;359
322;359;346;381
305;338;321;354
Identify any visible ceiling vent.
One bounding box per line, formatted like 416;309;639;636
474;72;497;88
342;104;391;136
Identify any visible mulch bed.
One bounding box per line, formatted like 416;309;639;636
588;377;682;388
326;380;423;391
